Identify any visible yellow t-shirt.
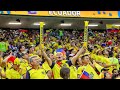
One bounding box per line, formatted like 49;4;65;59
6;62;13;70
19;59;29;75
69;65;77;79
6;68;21;79
42;61;51;72
52;61;69;79
101;56;111;65
77;66;86;75
28;69;48;79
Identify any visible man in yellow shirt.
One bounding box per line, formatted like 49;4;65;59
77;54;93;78
26;56;48;79
40;45;86;79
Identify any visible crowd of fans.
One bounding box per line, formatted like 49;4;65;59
0;28;120;79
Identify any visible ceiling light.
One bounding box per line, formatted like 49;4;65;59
114;25;120;26
88;24;98;26
33;23;46;26
60;23;72;26
8;22;22;25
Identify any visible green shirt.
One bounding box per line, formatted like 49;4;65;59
0;42;7;52
109;57;119;70
59;31;63;36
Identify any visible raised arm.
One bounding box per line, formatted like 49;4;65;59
71;47;85;65
103;64;117;68
3;52;12;63
40;45;52;66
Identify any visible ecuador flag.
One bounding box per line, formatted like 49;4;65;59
80;64;100;79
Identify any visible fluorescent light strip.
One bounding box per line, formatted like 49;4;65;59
60;23;72;26
114;25;120;26
33;23;46;25
9;22;22;25
88;24;98;26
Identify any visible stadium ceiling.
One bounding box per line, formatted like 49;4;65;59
0;15;120;30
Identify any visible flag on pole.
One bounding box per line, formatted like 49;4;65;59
80;64;100;79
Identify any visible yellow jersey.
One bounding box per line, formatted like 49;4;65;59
6;68;21;79
69;65;77;79
19;59;29;75
26;68;48;79
42;61;51;72
51;60;71;79
77;66;86;75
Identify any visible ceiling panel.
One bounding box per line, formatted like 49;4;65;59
0;15;120;29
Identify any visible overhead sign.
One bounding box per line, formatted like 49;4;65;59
48;11;80;17
1;11;120;18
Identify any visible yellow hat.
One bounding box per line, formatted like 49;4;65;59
14;58;20;65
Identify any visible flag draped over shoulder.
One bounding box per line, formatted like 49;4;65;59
80;64;100;79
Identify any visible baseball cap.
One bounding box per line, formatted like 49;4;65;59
7;56;16;64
